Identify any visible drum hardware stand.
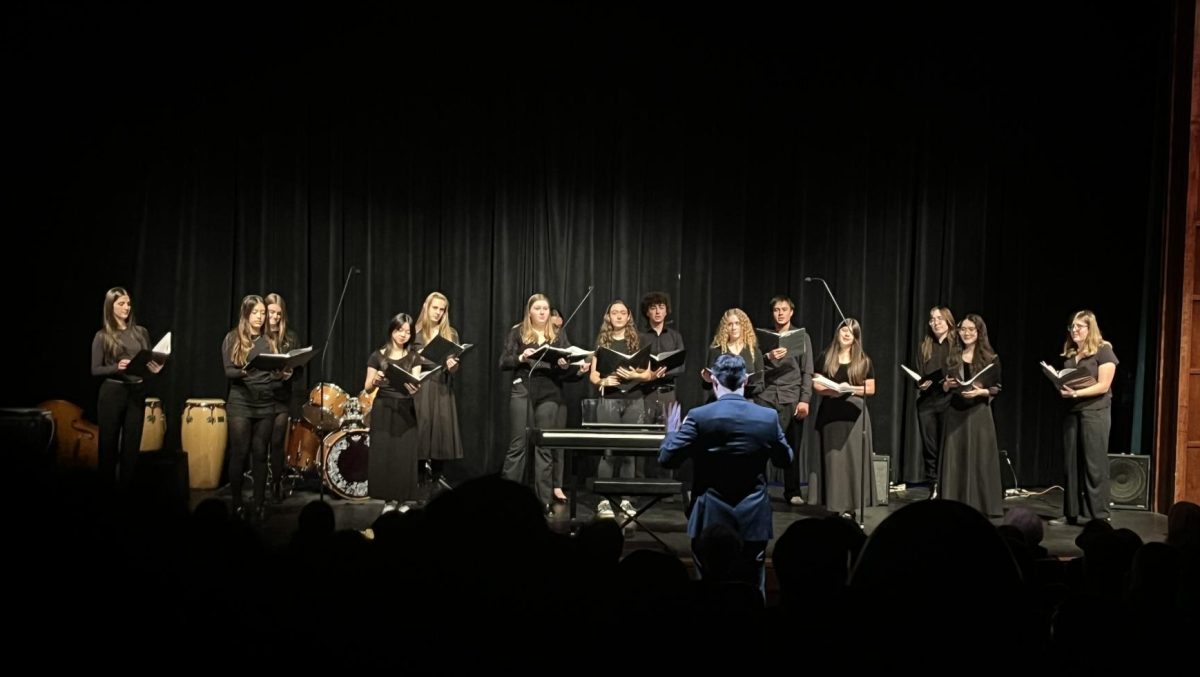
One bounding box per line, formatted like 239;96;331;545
422;460;454;493
316;266;361;503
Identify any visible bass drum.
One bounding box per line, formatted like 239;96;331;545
323;427;370;500
284;417;323;472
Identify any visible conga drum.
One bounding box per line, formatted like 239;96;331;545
181;398;227;489
139;397;166;452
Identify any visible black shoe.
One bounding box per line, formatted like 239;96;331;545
233;504;247;521
271;481;284;504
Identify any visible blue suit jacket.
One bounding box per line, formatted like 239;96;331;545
658;393;793;541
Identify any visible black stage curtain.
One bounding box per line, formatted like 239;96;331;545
9;1;1175;486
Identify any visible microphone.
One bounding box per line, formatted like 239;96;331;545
806;275;847;324
350;266;362;275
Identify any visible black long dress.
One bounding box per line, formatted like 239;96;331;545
367;350;420;503
413;332;465;461
938;357;1003;516
813;363;876;515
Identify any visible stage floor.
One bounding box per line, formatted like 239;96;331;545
192;480;1168;559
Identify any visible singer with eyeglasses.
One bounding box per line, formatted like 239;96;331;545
91;286;163;495
1050;310;1118;526
915;306;960;498
499;293;589;508
938;314;1003;516
812;318;876;521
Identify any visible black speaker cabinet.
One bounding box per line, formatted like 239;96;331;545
1108;454;1150;511
873;454;890;506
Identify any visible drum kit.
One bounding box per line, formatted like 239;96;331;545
288;383;376;499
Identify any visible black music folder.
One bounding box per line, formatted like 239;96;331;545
126;332;172;377
247;346;316;371
420;334;474;365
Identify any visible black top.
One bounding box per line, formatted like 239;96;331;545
816;361;875;426
949;355;1002;412
498;325;572;406
703;344;765;400
90;326;150;384
368;349;419;399
639;325;686;389
759;324;814;407
1065;343;1118;412
221;332;277;403
918;336;956;400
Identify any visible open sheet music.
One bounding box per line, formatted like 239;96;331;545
126;332;172;376
526;344;595;368
247;346;316;371
756;327;807;354
900;364;944;385
385;361;443;388
420;334;474;365
649;348;686;372
1039;361;1097;390
951;362;994;388
814;374;857;395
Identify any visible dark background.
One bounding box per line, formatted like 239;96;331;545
6;1;1177;486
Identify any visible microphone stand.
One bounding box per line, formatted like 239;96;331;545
317;266;359;502
806;276;869;529
521;287;593;513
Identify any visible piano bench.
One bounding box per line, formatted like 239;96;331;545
589;479;683;552
590;478;682;496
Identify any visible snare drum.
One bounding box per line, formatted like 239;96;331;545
181;398;227;490
323;427;370;499
285;417;322;472
303;383;349;431
139;397;166;452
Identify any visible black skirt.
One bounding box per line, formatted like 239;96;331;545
369;396;419;502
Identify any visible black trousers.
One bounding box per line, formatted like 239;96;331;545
917;392;952;482
97;380;145;493
502;381;562;506
1063;407;1111;520
759;401;804;500
269;412;289;490
228;415;272;508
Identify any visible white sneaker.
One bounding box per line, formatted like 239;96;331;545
619;499;636;517
788;495;805;506
595;500;615;519
397;503;411;514
381;501;397;514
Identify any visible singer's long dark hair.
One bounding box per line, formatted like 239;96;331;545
947;314;996;370
101;286;149;359
379;313;415;358
920;305;959;364
229;295;271;366
821;318;872;385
